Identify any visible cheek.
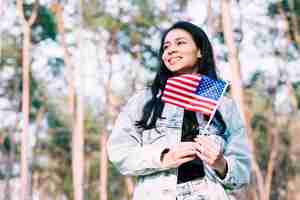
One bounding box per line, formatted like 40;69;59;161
162;53;168;64
184;54;198;66
188;51;199;64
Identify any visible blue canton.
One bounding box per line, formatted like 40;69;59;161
195;75;227;101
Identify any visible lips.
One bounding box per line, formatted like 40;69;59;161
168;56;182;65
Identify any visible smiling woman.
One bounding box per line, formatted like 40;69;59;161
162;29;200;75
107;21;251;200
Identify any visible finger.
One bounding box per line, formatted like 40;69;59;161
195;151;209;163
176;149;196;159
173;143;198;153
177;156;196;166
193;142;218;164
195;151;217;166
195;136;217;149
194;137;219;155
179;141;198;147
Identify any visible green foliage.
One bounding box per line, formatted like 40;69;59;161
45;103;72;156
108;163;126;200
267;0;288;17
81;0;163;71
81;0;105;31
267;0;300;47
246;69;299;199
251;114;270;169
28;73;46;121
51;129;71;153
248;71;264;86
0;34;21;62
2;136;12;153
270;128;293;199
292;81;300;109
23;3;57;42
62;170;74;199
85;157;100;200
295;0;300;11
47;57;64;76
47;107;64;128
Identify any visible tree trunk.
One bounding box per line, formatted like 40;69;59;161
100;132;108;200
159;0;167;14
50;2;75;116
16;1;39;199
124;177;134;199
220;1;265;200
51;2;84;199
21;18;31;200
207;0;214;36
73;101;84;200
73;17;85;200
265;121;278;200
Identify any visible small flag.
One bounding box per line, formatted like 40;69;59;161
161;74;228;116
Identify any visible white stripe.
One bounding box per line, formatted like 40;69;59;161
167;79;196;91
165;85;217;104
170;76;199;86
180;74;202;81
162;97;212;113
163;91;215;109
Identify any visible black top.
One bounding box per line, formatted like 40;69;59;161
177;110;205;184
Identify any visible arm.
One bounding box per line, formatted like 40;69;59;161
214;98;252;189
107;90;169;176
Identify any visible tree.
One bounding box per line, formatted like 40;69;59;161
51;1;85;200
16;0;39;199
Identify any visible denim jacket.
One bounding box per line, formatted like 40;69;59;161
107;89;251;200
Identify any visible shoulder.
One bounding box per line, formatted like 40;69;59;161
218;95;243;121
121;87;152;114
125;87;152;106
218;95;246;131
219;95;237;113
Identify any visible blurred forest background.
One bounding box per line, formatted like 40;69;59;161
0;0;300;200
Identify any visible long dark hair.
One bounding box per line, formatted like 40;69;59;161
136;21;226;132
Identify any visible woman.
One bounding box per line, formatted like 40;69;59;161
107;21;251;200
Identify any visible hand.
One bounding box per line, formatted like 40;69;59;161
194;135;227;178
161;142;197;169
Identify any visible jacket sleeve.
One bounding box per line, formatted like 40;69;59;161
213;98;252;189
107;90;168;176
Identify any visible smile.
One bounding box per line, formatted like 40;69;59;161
168;57;182;64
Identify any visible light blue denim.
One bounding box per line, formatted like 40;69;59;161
107;89;251;200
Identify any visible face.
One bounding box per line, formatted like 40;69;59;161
162;28;200;75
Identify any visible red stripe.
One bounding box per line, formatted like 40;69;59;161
167;78;198;88
170;76;199;85
162;74;218;115
164;87;216;106
162;93;214;111
166;82;196;93
177;74;201;82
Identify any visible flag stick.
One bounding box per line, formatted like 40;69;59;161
203;81;230;132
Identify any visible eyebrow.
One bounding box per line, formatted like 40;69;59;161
163;37;188;45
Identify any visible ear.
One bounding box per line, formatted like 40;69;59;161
197;50;202;58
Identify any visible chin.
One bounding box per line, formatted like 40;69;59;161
167;66;184;72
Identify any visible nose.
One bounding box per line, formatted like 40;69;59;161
165;44;177;55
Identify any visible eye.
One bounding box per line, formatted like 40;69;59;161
163;45;169;50
177;40;186;45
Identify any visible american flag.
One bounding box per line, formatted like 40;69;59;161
161;74;228;116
